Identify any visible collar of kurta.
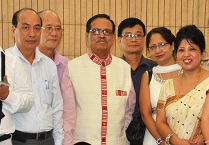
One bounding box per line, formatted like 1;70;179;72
88;51;112;66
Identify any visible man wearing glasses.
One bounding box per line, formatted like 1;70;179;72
118;18;157;145
6;8;63;145
61;14;136;145
38;9;69;86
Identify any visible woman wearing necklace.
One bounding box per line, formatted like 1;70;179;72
156;25;209;145
140;27;181;145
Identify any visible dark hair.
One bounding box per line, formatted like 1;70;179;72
12;8;42;27
86;14;115;34
117;18;146;37
174;25;205;54
146;27;175;48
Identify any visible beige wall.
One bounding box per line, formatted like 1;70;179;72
0;0;209;59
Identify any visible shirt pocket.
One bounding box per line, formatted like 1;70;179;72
41;80;53;106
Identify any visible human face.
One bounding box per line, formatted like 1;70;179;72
86;18;114;58
148;33;174;66
39;11;62;51
12;10;41;52
118;25;144;54
176;39;202;71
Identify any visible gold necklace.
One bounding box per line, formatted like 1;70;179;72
179;69;202;95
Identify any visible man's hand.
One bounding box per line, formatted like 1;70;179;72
0;76;9;100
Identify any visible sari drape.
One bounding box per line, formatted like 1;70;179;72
157;77;209;140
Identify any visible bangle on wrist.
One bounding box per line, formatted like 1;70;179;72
156;137;163;145
165;133;176;145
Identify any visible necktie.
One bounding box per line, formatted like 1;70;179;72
0;51;5;123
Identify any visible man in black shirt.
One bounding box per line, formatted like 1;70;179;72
118;18;157;145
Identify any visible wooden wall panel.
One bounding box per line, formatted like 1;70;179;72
86;0;93;20
98;0;105;14
164;0;170;27
152;0;159;27
104;0;110;15
141;0;147;24
19;0;26;9
42;0;50;9
169;0;176;30
198;0;206;27
129;0;136;17
187;0;193;24
92;0;99;15
135;0;142;19
80;25;87;55
31;0;38;10
158;0;165;27
121;0;129;21
181;0;188;26
114;0;121;56
13;1;20;16
175;0;182;28
75;0;81;56
146;0;153;28
0;0;208;58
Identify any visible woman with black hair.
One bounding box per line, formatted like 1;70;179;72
140;27;181;145
156;25;209;145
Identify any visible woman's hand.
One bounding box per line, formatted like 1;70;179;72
191;135;205;145
189;140;198;145
170;135;191;145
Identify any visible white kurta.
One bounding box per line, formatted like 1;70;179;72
68;53;133;145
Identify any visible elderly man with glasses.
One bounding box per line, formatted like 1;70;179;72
61;14;136;145
38;9;69;86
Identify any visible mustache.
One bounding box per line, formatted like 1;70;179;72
96;38;107;43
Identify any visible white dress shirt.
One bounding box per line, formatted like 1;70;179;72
0;51;34;135
6;45;64;145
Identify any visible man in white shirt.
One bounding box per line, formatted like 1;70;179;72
6;8;64;145
0;51;34;145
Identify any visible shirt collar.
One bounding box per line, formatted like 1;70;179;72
88;50;112;66
14;44;44;64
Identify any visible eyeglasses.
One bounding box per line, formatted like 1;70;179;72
148;42;169;52
89;28;113;36
121;33;144;40
42;26;63;33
